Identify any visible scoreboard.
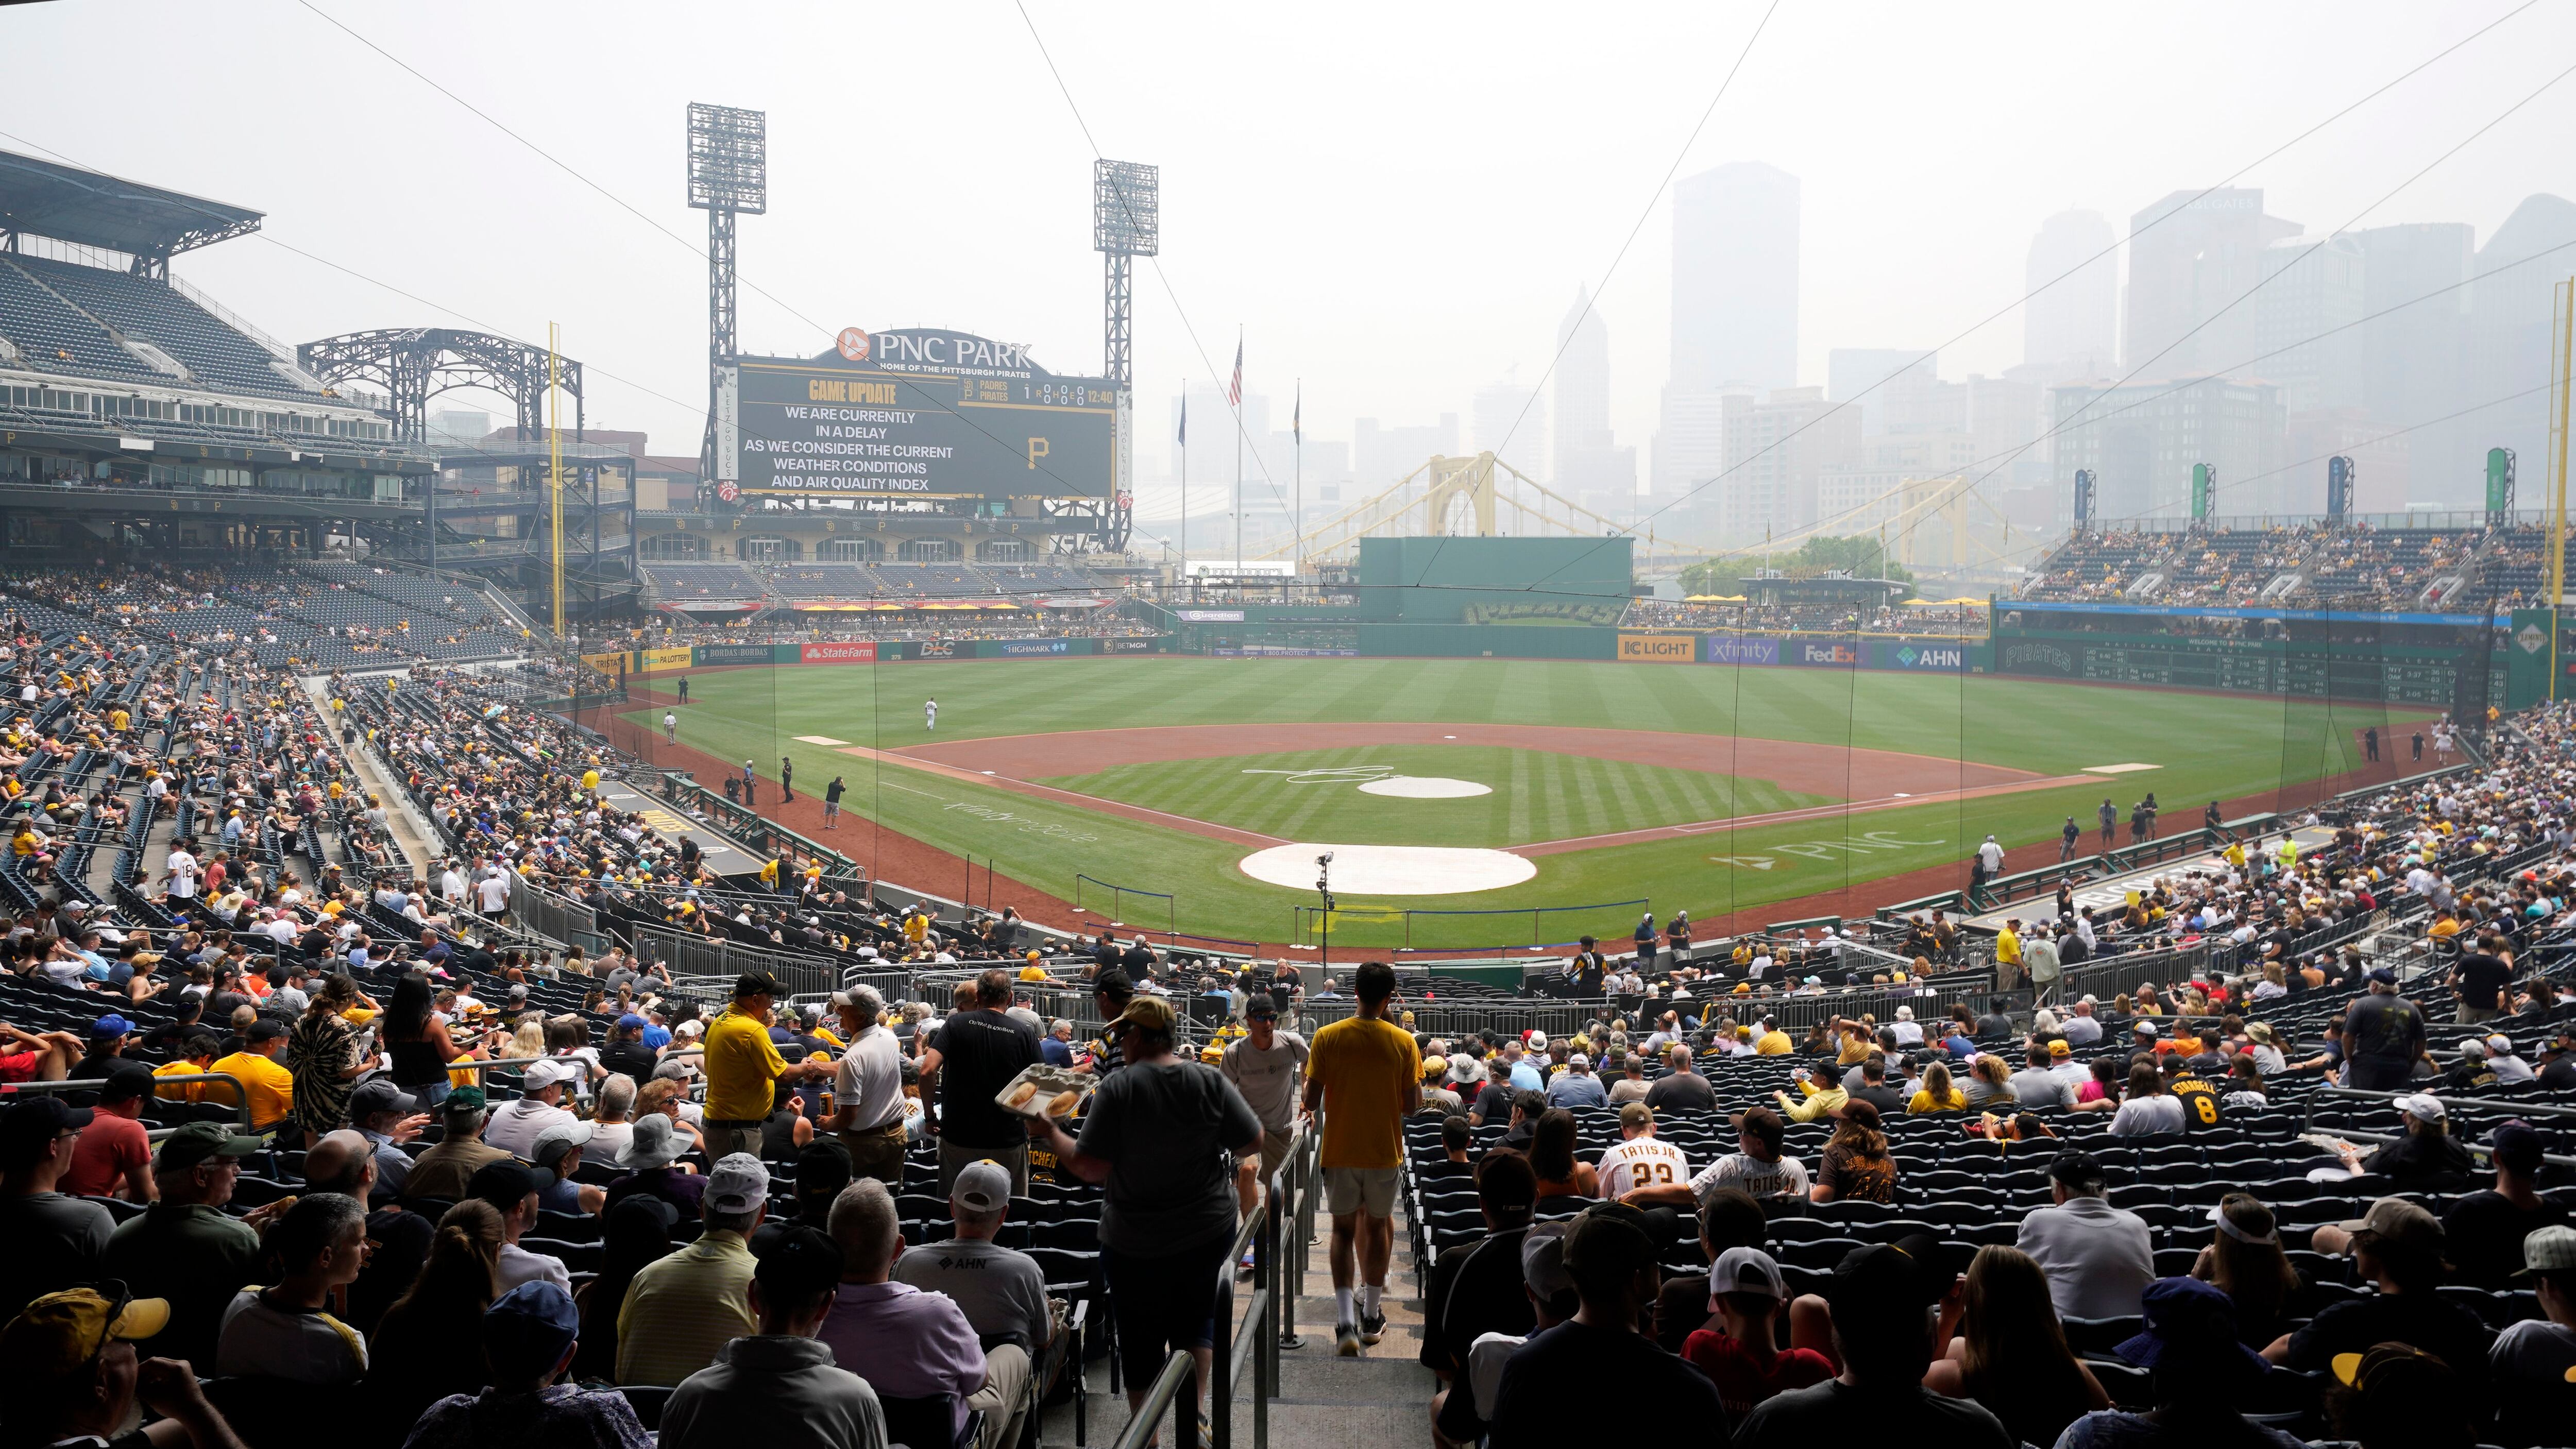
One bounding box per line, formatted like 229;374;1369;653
721;328;1117;499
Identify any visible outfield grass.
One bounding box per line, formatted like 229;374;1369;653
634;657;2425;948
1035;744;1833;847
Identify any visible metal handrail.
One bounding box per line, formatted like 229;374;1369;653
9;1070;253;1133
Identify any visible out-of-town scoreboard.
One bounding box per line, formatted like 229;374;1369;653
719;327;1116;499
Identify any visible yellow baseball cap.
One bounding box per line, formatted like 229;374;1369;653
0;1287;169;1380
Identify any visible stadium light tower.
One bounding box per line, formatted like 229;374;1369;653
1095;161;1156;555
688;103;767;493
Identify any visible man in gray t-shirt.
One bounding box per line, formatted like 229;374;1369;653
1221;999;1309;1191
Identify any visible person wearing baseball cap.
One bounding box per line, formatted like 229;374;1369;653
99;1122;271;1370
0;1284;239;1448
0;1094;112;1315
2539;1022;2576;1090
406;1281;650;1449
2325;1341;2475;1448
470;1159;572;1294
1681;1247;1833;1418
483;1056;581;1160
704;971;831;1163
891;1158;1048;1448
403;1085;513;1202
1488;1206;1726;1448
615;1153;773;1386
207;1019;294;1134
2442;1120;2567;1289
2327;1095;2476;1194
1732;1241;2015;1448
2338;965;2427;1092
1219;993;1309;1203
2487;1224;2576;1397
599;1011;659;1082
2267;1198;2493;1395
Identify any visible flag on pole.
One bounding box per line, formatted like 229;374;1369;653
1177;394;1187;445
1227;337;1243;407
1293;382;1301;444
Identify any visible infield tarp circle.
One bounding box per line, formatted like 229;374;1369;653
1238;843;1535;895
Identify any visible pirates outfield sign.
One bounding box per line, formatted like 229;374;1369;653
724;328;1116;498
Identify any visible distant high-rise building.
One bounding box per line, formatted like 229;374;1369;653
2253;234;2367;413
1353;413;1460;493
2050;375;2286;519
2352;222;2473;505
1554;288;1635;497
1718;386;1858;541
2123;188;2301;377
1471;377;1547;481
2470;194;2576;507
1669;162;1800;393
1967;372;2048;487
1826;349;1937;437
2022;210;2120;380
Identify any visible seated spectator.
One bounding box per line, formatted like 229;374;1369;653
470;1160;570;1293
1907;1059;1967;1114
2489;1225;2576;1390
0;1285;244;1449
2267;1198;2493;1397
1434;1220;1573;1446
407;1280;654;1449
484;1058;581;1159
59;1063;156;1200
603;1111;708;1219
1641;1046;1716;1112
615;1153;769;1386
1732;1242;2013;1448
301;1129;432;1333
208;1019;295;1132
2327;1095;2477;1193
2018;1149;2154;1322
1656;1105;1805;1204
2440;1121;2564;1288
101;1121;273;1371
2108;1060;2185;1136
1681;1247;1833;1418
2327;1341;2477;1449
573;1196;679;1384
819;1178;988;1446
405;1087;511;1202
369;1199;503;1425
531;1123;608;1216
0;1094;114;1316
1921;1245;2108;1446
752;1139;855;1258
2191;1194;2304;1348
1488;1208;1726;1449
892;1160;1047;1449
1808;1101;1895;1204
348;1077;424;1202
1423;1153;1538;1396
2056;1277;2304;1449
215;1191;370;1383
588;1073;640;1162
663;1226;886;1449
1528;1108;1597;1200
1773;1061;1848;1123
1845;1056;1905;1116
1651;1189;1771;1353
1542;1051;1605;1108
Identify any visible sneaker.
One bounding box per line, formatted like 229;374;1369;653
1335;1319;1361;1357
1359;1309;1386;1346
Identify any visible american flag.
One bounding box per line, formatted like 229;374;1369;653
1227;337;1242;407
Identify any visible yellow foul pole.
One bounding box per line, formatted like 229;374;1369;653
548;322;565;641
2552;281;2573;700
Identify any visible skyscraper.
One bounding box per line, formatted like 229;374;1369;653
2352;222;2472;502
1471;377;1547;481
1826;349;1937;437
2123;189;2301;378
1553;288;1634;498
2252;234;2367;414
2022;209;2119;380
1669;161;1799;392
2470;194;2576;506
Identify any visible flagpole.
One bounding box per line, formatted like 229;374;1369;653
1294;379;1303;584
1180;380;1189;601
1233;326;1244;586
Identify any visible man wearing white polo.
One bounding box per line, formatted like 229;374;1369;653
1303;961;1418;1358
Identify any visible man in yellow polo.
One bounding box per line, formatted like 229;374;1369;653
701;972;828;1158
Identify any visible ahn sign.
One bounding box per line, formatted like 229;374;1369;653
1618;633;1698;663
1890;643;1963;671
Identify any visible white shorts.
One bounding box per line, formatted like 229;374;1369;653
1325;1166;1398;1218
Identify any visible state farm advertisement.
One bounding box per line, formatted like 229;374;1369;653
800;642;878;664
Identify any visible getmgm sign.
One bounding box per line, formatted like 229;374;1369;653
1618;633;1698;663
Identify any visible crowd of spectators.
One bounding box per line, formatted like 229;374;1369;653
2021;521;2549;610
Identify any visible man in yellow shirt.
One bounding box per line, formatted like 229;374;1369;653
1775;1062;1849;1123
701;973;827;1158
208;1021;295;1131
1994;920;2024;990
154;1038;216;1102
1753;1018;1794;1054
1301;961;1419;1356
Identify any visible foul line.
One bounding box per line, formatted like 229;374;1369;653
1509;773;2103;858
830;744;1289;848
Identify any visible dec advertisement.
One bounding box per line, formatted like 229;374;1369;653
726;328;1116;498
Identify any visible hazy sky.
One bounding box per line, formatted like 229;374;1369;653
8;0;2573;486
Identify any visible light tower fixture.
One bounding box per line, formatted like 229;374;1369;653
688;103;767;491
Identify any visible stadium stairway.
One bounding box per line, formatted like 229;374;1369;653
299;677;440;871
1035;1193;1435;1449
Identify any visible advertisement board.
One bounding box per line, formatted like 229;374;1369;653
580;652;629;677
726;329;1115;499
995;639;1069;656
1100;638;1161;654
637;647;693;674
1786;640;1861;667
914;641;959;659
1878;641;1968;671
1617;633;1698;663
1174;608;1246;623
799;642;878;664
691;644;775;667
1702;636;1780;666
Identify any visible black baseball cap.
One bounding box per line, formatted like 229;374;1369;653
98;1063;155;1105
0;1096;92;1167
468;1160;553;1208
244;1020;286;1044
733;971;783;999
754;1224;844;1302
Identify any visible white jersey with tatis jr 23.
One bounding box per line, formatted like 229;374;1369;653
1595;1136;1691;1199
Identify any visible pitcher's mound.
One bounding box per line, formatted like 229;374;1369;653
1357;776;1491;798
1239;843;1535;895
